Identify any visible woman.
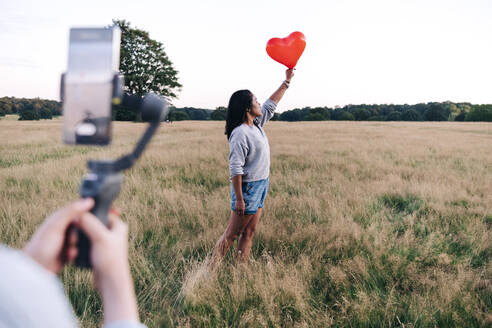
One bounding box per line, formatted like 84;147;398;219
212;68;294;265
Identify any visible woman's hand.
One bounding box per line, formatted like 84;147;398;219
269;68;295;104
285;68;294;82
235;199;246;216
78;209;139;324
24;198;95;274
25;200;139;325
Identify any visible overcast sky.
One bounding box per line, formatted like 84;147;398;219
0;0;491;111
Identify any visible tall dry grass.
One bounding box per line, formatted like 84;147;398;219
0;118;491;327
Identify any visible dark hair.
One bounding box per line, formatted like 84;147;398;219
225;89;253;140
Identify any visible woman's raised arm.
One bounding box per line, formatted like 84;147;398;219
269;68;294;104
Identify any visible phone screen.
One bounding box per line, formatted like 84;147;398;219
62;27;121;145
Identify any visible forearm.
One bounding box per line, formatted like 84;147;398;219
99;263;140;325
270;68;294;104
269;81;289;104
231;175;243;200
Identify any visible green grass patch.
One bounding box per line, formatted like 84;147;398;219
484;214;492;229
177;166;227;193
252;233;312;263
449;199;470;209
0;158;23;168
309;265;343;311
353;202;384;229
470;247;492;268
1;177;41;201
378;193;423;214
0;147;94;168
274;290;302;326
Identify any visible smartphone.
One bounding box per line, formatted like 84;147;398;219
61;27;121;145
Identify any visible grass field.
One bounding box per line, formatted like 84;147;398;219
0;118;491;327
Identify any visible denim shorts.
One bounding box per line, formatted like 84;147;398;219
231;178;269;215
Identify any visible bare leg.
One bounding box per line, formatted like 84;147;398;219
237;208;262;263
211;211;254;267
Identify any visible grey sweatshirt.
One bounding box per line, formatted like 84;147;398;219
229;98;277;182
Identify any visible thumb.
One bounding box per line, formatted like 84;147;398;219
78;212;109;242
46;198;94;228
107;213;127;234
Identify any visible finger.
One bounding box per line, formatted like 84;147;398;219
78;212;109;242
60;224;77;263
66;246;78;262
106;212;123;230
107;211;116;229
48;198;95;228
110;207;121;216
68;228;78;247
108;213;127;235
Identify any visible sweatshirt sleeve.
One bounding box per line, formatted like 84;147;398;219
256;99;277;127
0;246;78;328
0;246;148;328
228;130;248;177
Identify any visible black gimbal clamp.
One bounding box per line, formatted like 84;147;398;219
74;93;169;268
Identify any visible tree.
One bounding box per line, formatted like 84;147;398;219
454;111;466;121
465;105;492;122
279;109;302;121
114;105;136;121
339;111;354;121
401;109;421;121
354;108;371;121
186;108;208;120
456;103;472;114
113;19;182;120
39;108;52;119
309;107;331;120
45;101;62;116
304;113;325;121
447;102;460;120
18;103;37;120
169;111;189;121
19;110;40;120
368;116;385;121
386;111;402;121
424;103;449;121
329;108;346;120
210;107;227;120
0;99;12;115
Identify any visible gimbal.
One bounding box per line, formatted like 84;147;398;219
74;92;169;268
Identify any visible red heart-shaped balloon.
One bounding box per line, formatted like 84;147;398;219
266;31;306;68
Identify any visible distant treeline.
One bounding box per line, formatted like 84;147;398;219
167;102;492;122
1;97;491;122
276;102;492;122
0;97;62;120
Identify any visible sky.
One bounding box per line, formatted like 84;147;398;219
0;0;491;111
